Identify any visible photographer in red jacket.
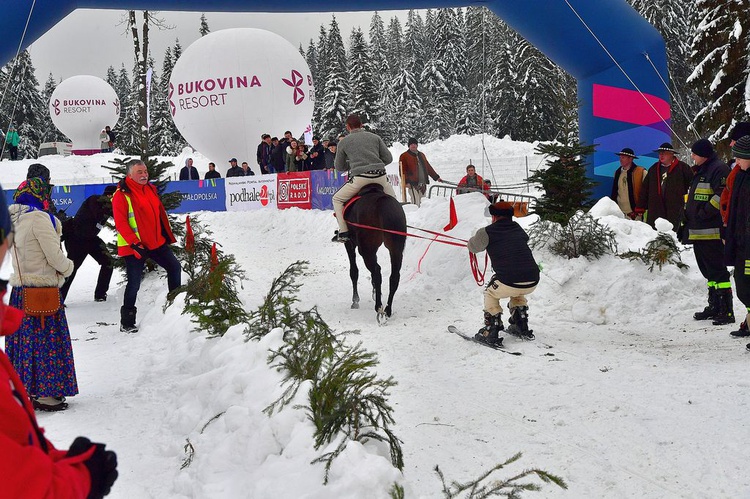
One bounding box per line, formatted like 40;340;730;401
0;182;119;498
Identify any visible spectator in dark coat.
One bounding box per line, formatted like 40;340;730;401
205;162;221;179
635;142;693;230
256;134;273;174
226;158;244;177
324;141;337;169
60;186;117;303
270;137;285;173
179;158;199;180
308;136;326;170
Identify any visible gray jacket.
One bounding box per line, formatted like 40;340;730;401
334;128;392;176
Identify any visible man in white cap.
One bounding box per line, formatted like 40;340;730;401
609;147;647;219
635;142;693;230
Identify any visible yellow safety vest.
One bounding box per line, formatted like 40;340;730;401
116;192;140;247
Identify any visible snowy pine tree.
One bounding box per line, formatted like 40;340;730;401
689;0;750;156
313;26;328;135
348;28;377;128
199;13;210;36
0;50;45;158
369;12;392;140
319;16;349;140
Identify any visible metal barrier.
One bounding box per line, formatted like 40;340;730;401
427;184;538;216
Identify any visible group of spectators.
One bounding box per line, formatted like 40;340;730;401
609;123;750;347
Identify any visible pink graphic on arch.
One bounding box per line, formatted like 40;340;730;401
593;84;670;125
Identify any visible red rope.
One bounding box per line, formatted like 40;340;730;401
469;252;489;286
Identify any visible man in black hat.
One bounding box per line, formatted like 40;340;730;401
398;138;442;206
308;136;326;170
678;138;733;325
226;158;244;177
635;142;693;230
610;147;647;219
60;185;117;303
468;201;540;345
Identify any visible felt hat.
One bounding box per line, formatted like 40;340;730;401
615;147;638;159
654;143;677;153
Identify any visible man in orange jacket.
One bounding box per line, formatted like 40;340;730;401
112;160;182;333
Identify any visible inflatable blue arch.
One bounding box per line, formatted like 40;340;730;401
1;0;670;199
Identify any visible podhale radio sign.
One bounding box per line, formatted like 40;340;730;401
225;177;276;211
168;28;315;174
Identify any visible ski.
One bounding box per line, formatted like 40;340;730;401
447;325;523;355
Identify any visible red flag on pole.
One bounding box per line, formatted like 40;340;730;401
185;216;195;253
210;242;219;271
443;197;458;231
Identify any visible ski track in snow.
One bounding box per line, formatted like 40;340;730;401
2;138;749;498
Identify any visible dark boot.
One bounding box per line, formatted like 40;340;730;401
120;306;139;333
730;319;749;337
694;287;718;320
712;289;736;325
475;311;504;345
506;306;535;340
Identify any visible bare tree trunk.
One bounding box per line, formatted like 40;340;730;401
128;10;150;159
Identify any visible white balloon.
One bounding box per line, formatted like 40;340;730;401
169;29;315;172
49;75;120;155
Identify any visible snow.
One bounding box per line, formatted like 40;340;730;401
2;135;749;498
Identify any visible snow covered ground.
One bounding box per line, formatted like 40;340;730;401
2;135;749;498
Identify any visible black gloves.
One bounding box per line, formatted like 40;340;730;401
676;224;685;241
67;437;119;499
131;243;147;259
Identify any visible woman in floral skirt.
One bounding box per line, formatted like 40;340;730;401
6;177;75;411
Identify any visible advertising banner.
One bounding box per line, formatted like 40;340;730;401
276;172;311;210
310;170;346;211
225;176;276;211
164;178;226;213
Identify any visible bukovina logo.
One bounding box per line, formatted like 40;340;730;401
53;98;107;114
282;70;305;105
169;75;261;116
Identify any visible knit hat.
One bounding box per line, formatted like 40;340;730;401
328;140;337;147
615;147;638;159
691;138;714;158
13;177;50;208
26;163;51;184
488;201;514;218
408;138;418;146
732;135;750;160
730;122;750;141
654;142;677;153
103;185;117;196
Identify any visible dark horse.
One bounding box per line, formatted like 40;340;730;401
343;183;407;322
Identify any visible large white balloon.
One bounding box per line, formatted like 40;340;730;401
49;75;119;155
169;29;314;171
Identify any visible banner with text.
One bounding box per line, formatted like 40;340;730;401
225;176;277;211
310;170;347;210
276;172;311;210
164;178;226;213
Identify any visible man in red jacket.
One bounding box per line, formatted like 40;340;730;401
0;184;119;498
113;160;182;333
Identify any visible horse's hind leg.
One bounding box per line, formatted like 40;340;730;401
384;238;405;317
360;247;383;314
345;240;360;309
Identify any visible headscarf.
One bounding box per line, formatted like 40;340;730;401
13;178;51;212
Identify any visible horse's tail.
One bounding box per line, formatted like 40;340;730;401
379;195;407;249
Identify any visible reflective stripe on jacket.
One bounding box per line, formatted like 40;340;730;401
116;193;140;248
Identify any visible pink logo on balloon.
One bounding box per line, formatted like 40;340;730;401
168;83;176;116
53;99;60;116
282;70;305;105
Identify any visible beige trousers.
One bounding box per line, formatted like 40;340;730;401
407;185;424;207
333;175;397;233
483;279;537;316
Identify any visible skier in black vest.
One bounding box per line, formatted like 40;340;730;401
468;201;540;345
60;185;117;303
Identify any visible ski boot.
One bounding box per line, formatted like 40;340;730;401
475;311;504;346
506;306;535;340
694;287;717;320
711;288;735;326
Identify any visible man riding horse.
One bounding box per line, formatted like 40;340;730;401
331;114;397;243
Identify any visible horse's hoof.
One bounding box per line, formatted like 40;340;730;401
351;302;359;309
376;308;388;325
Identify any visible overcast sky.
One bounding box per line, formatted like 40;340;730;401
28;9;412;84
